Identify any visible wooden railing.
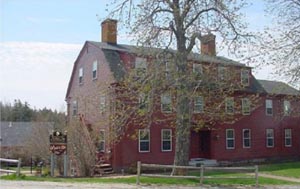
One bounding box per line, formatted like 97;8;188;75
136;161;259;187
0;158;22;176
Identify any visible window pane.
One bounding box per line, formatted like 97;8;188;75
161;94;172;112
163;141;171;150
140;141;149;151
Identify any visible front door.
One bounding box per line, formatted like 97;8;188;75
199;131;211;158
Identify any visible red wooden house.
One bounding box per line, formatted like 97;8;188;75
66;19;300;171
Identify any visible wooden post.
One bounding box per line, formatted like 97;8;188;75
255;165;259;187
200;164;204;185
64;153;68;177
136;161;141;185
50;154;54;177
16;158;21;177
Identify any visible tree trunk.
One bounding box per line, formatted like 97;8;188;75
173;52;192;175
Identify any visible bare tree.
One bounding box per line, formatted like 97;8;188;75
106;0;252;171
250;0;300;86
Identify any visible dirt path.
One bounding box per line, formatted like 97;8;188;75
258;173;300;183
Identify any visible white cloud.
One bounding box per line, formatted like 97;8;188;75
0;41;82;111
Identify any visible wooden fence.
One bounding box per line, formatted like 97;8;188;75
136;161;258;186
0;158;22;176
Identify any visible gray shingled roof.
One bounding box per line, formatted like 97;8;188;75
88;41;246;67
258;80;300;95
0;122;54;147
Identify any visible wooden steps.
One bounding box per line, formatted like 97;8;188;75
92;163;114;176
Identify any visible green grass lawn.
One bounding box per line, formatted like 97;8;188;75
1;161;300;186
259;162;300;178
1;172;297;186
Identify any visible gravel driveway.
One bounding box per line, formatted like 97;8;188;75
1;180;300;189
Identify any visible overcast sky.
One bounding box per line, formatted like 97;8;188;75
0;0;277;111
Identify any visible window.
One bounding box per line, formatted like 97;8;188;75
218;66;226;81
193;63;203;80
92;60;98;80
242;98;251;115
266;99;273;116
225;97;234;114
139;129;150;152
283;100;291;116
161;93;172;113
266;129;274;147
284;129;292;147
165;61;171;80
72;100;77;116
139;93;149;110
226;129;235;149
194;96;204;113
79;67;83;84
161;129;172;151
243;129;251;148
241;70;250;86
98;130;105;152
135;57;147;76
100;95;106;112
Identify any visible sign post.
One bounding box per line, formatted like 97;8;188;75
49;131;68;177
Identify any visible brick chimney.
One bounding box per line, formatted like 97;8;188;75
200;33;216;56
101;19;117;44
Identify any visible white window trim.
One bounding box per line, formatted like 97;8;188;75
284;129;292;147
226;129;235;149
241;70;250;86
135;57;147;76
79;67;83;84
161;129;172;152
139;129;150;153
218;66;226;81
72;100;78;116
242;98;251;115
161;93;172;113
242;129;251;148
194;96;204;113
225;97;234;114
100;95;106;113
266;129;274;148
266;99;273;116
92;60;98;80
99;129;105;152
283;100;291;116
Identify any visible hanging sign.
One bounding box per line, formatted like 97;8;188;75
49;131;67;155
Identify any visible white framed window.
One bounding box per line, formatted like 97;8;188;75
79;67;83;84
218;66;226;81
284;129;292;147
135;57;147;76
266;129;274;148
139;129;150;152
92;60;98;80
139;93;149;110
72;100;78;116
225;97;234;114
161;93;172;113
266;99;273;116
226;129;235;149
193;63;203;80
194;96;204;113
100;95;106;112
161;129;172;152
283;100;291;116
98;130;105;152
241;70;250;86
165;61;171;80
242;98;251;115
243;129;251;148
